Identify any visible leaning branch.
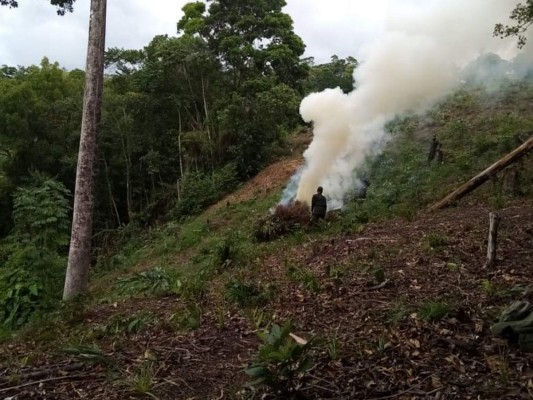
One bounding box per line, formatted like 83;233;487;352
430;135;533;210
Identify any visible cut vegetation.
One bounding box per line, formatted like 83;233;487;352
1;81;532;399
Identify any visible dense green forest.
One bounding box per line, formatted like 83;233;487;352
0;0;356;327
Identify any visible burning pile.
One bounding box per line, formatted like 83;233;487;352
254;201;310;242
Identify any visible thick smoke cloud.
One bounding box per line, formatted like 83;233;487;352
291;0;528;207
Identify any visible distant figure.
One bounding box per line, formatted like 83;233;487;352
311;186;327;224
357;177;371;199
435;143;444;164
428;135;440;165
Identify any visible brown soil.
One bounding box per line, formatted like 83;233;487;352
210;158;304;211
1;200;532;399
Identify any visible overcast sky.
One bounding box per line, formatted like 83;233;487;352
0;0;392;69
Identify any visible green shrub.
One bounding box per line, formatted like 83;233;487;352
11;175;71;250
0;244;65;328
225;279;266;307
0;176;70;328
173;164;238;218
245;321;317;395
212;230;246;268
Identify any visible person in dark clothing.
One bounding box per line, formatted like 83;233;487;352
311;186;327;224
428;135;440;165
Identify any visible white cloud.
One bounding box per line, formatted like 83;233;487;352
0;0;186;69
0;0;522;69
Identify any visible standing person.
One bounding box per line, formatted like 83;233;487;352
428;135;440;165
311;186;327;224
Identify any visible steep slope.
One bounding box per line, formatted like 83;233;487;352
1;85;533;399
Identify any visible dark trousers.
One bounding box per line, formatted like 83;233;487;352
311;212;325;224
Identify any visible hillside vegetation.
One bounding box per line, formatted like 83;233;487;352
0;79;532;399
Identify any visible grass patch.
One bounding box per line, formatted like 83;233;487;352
225;279;267;307
418;300;454;322
422;233;450;251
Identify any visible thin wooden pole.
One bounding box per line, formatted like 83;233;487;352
484;212;500;269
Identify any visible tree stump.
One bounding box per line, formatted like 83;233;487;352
484;212;500;268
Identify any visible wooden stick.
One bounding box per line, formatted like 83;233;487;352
430;135;533;210
484;212;500;268
0;374;94;394
0;363;85;384
367;279;390;291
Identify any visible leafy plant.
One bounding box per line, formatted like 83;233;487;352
212;230;245;268
388;297;409;326
98;313;153;336
0;176;70;328
423;233;450;249
326;337;341;361
116;267;181;296
128;362;159;399
11;175;71;250
0;244;64;328
225;279;266;307
62;344;116;368
374;268;386;284
168;303;202;331
481;279;497;296
286;265;320;293
377;335;388;353
245;321;317;395
245;308;270;331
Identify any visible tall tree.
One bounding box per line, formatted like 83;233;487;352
63;0;107;300
178;0;308;177
303;55;358;94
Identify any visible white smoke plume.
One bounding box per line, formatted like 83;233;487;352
289;0;529;207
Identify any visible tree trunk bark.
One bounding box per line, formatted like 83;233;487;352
430;135;533;210
484;212;500;268
63;0;107;300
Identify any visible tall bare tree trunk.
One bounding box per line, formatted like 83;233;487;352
63;0;107;300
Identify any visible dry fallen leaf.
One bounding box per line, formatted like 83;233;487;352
289;333;308;345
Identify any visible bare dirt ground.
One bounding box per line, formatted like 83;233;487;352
210;158;303;211
211;129;311;210
1;200;532;399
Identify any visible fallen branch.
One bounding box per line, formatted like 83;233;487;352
0;363;85;385
430;135;533;210
369;374;436;399
367;279;390;291
0;373;94;394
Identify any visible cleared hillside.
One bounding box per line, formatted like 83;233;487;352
1;83;532;399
